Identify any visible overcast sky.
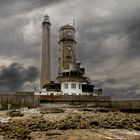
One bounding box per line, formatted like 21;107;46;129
0;0;140;99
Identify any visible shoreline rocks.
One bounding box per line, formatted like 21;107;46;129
0;105;139;139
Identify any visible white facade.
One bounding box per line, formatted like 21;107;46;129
34;83;97;96
61;82;82;95
34;88;61;96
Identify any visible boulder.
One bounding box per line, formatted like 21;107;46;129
41;108;64;114
9;110;23;117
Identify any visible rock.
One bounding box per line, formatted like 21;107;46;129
0;117;11;123
46;130;63;136
0;105;139;139
41;108;64;114
95;108;110;113
90;121;99;126
9;110;23;117
81;108;93;112
133;124;140;130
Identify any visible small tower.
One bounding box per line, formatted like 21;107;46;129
57;25;86;95
40;15;51;88
58;25;77;73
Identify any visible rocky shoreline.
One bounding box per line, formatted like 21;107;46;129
0;104;139;140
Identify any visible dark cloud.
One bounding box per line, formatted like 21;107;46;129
0;63;39;92
103;86;139;100
93;79;140;100
76;7;140;66
0;0;64;19
0;0;65;66
92;80;104;89
104;79;117;85
126;19;140;57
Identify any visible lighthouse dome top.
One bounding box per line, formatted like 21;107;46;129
42;14;51;25
60;24;76;32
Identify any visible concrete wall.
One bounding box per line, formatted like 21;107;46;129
111;100;140;109
0;94;40;110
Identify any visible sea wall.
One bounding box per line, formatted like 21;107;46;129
40;95;111;102
40;95;140;109
40;95;111;107
111;100;140;109
0;93;139;110
0;94;40;110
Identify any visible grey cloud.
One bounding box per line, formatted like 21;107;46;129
93;79;140;100
103;85;140;100
0;0;64;19
0;14;42;68
126;19;140;57
92;80;104;89
105;79;117;85
0;63;39;92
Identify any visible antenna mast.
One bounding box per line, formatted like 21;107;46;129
73;19;75;27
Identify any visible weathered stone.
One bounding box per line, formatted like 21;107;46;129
46;130;63;136
90;121;99;126
9;110;23;117
41;108;64;114
95;108;110;113
0;106;139;139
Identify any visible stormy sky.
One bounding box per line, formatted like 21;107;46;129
0;0;140;99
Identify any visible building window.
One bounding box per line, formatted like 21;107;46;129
71;83;76;89
64;83;68;89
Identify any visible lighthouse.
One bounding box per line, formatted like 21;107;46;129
40;15;51;88
37;15;102;98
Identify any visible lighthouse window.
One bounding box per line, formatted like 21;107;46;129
66;56;71;61
64;83;68;89
79;84;81;89
67;46;71;50
71;83;76;89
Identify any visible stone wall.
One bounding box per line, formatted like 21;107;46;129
0;94;40;110
40;95;111;107
40;95;140;109
111;100;140;109
0;93;139;110
40;95;111;102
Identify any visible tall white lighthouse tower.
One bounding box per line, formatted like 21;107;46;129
40;15;51;88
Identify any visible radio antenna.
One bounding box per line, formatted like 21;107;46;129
73;19;75;27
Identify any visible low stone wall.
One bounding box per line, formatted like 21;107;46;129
0;94;40;110
111;100;140;109
40;95;140;109
1;93;139;110
40;95;111;102
40;95;111;107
